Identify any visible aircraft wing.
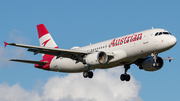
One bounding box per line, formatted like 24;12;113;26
4;42;89;60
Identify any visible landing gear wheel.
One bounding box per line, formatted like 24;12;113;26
120;64;131;81
83;71;93;78
120;74;130;81
120;74;125;81
126;74;130;81
83;71;88;78
88;71;93;78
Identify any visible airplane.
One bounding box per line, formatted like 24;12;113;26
4;24;177;81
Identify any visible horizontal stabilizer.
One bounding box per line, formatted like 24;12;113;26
162;57;174;62
10;59;48;64
162;58;174;60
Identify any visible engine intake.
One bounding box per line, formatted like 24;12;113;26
141;57;164;71
85;51;108;65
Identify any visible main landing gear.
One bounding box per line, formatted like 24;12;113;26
83;65;93;78
83;71;93;78
120;64;131;81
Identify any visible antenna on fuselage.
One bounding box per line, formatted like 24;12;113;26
151;26;154;29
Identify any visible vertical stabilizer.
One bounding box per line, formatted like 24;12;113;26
37;24;58;59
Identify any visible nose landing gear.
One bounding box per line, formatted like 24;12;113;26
151;53;159;67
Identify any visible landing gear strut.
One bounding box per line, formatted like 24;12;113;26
83;65;93;78
120;64;131;81
151;53;159;67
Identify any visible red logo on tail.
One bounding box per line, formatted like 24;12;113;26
42;39;51;47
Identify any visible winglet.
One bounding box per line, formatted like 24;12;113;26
4;41;8;47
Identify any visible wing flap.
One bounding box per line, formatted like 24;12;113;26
10;59;48;64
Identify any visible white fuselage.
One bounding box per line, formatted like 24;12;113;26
49;28;177;73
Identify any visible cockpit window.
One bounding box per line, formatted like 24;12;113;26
155;32;172;36
155;32;158;36
159;32;162;35
164;32;172;35
163;32;169;35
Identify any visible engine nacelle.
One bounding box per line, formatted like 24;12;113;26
85;51;108;65
141;57;164;71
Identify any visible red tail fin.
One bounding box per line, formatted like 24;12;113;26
37;24;58;59
37;24;49;39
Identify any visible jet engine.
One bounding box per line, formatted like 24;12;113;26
141;57;164;71
85;51;108;65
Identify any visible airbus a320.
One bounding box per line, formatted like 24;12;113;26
4;24;177;81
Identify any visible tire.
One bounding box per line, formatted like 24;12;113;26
120;74;125;81
88;71;93;78
83;71;88;78
120;74;131;81
125;74;130;81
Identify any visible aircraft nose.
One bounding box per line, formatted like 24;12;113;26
168;35;177;46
